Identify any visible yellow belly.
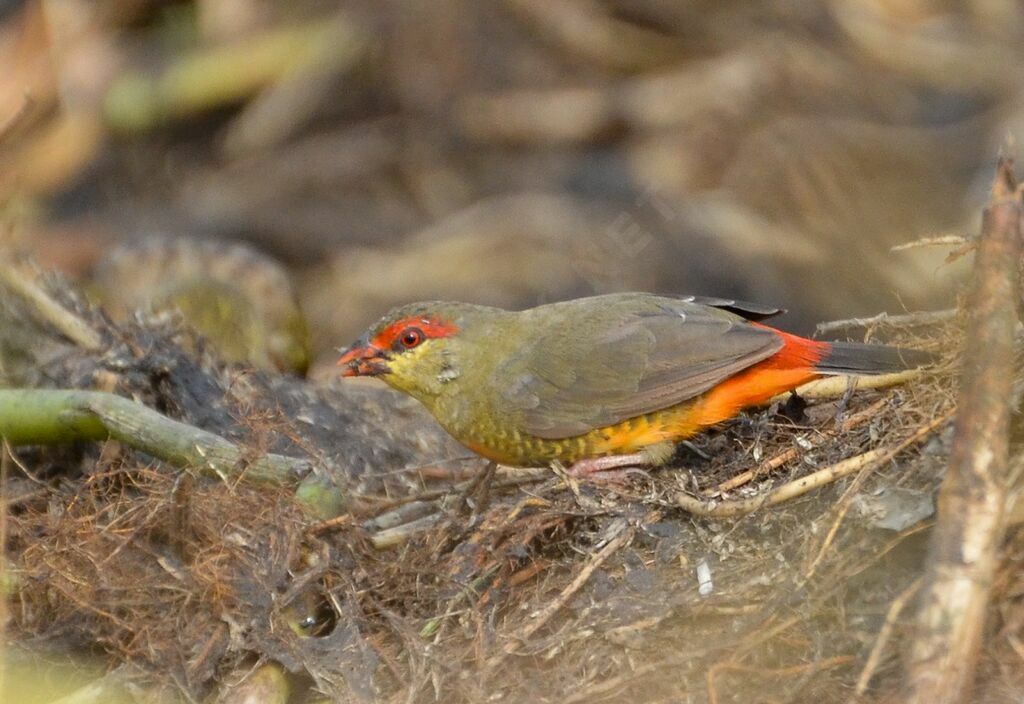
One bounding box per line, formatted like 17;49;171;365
456;362;820;467
461;401;704;466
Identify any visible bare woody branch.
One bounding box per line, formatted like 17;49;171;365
904;158;1022;703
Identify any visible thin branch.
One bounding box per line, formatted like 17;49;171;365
816;309;957;334
675;414;949;518
855;577;922;698
775;370;926;402
562;661;663;704
708;446;799;496
891;235;968;252
710;395;891;496
804;452;883;580
369;514;443;550
0;260;103;350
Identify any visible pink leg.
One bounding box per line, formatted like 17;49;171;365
565;452;652;480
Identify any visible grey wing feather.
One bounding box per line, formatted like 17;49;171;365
500;298;783;439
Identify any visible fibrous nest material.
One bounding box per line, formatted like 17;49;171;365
8;287;1020;704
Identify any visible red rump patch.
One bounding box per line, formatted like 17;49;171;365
751;323;830;369
372;316;460;349
689;324;831;428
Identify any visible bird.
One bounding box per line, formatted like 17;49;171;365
337;293;931;475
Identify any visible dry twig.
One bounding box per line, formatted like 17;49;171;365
804;406;902;580
562;661;664;704
816;310;957;334
709;395;892;496
891;235;968;252
369;514;443;550
485;518;635;668
855;577;922;697
0;259;102;350
779;370;927;401
675;413;949;518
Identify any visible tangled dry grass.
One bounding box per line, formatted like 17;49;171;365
9;309;1022;704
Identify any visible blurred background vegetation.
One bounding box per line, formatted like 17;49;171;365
3;0;1018;374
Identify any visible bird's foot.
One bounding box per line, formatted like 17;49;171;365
564;453;652;481
456;460;497;515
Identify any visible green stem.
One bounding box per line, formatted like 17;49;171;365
0;389;311;485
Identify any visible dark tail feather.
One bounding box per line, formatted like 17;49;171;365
815;341;936;375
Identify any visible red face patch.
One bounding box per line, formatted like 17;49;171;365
371;316;460;352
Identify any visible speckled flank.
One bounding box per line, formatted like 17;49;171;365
458;400;704;466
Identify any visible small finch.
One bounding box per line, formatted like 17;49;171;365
338;293;930;475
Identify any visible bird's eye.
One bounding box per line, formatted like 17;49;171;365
398;327;424;349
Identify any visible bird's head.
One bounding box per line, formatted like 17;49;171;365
337;301;501;401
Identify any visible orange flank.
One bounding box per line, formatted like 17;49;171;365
582;328;830;459
690;326;828;427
